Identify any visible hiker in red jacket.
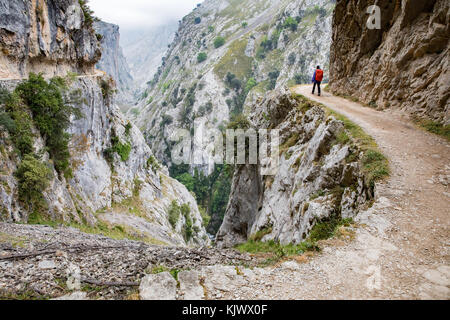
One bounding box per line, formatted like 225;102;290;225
312;66;323;96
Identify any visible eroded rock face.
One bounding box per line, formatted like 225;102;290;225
0;0;101;79
329;0;449;124
216;87;371;248
93;21;133;108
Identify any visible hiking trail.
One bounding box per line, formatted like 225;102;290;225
229;85;450;299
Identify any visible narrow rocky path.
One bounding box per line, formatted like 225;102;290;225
257;85;450;299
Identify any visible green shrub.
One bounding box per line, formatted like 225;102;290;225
227;113;250;130
197;52;207;63
214;36;226;48
0;88;11;105
283;16;298;31
105;130;131;163
168;200;181;229
288;52;296;65
235;240;318;265
199;206;210;228
15;73;81;178
124;122;132;136
114;141;131;162
15;155;53;210
294;74;309;84
100;78;115;102
160;114;173;128
78;0;97;28
181;204;193;241
0;112;16;133
146;155;161;172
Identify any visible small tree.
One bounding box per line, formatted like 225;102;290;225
283;16;298;31
214;36;225;48
288;52;296;65
197;52;207;63
15;155;53;210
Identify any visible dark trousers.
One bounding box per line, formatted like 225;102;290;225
312;81;321;95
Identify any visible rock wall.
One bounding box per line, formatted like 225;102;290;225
216;87;371;247
94;21;133;108
329;0;449;124
0;0;208;246
0;0;101;79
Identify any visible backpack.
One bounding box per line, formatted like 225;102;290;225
315;69;324;82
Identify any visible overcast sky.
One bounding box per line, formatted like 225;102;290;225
89;0;201;30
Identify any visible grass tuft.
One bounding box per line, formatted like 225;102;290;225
412;117;450;140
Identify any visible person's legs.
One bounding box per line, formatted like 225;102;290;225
312;81;317;94
318;81;321;96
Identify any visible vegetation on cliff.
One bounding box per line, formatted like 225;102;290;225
0;73;83;212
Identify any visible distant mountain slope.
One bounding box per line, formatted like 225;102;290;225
127;0;335;172
121;23;178;90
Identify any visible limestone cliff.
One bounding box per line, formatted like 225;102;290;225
0;0;208;246
216;88;373;247
94;21;132;92
329;0;449;124
0;0;101;79
94;21;134;109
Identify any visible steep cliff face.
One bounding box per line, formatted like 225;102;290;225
329;0;449;124
94;21;134;109
0;0;101;79
0;0;208;246
126;0;335;172
216;88;373;247
94;21;133;92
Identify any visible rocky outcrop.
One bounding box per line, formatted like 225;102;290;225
0;0;101;79
94;21;133;97
329;0;449;124
126;0;335;173
216;87;372;247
